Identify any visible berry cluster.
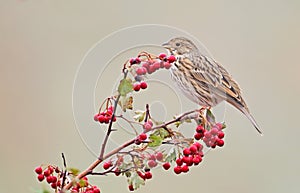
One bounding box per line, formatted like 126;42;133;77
94;106;116;124
173;142;203;174
194;123;225;148
71;177;101;193
134;53;176;76
35;165;60;190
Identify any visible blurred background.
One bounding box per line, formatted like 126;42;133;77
1;1;299;193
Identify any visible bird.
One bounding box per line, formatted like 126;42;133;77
162;37;262;134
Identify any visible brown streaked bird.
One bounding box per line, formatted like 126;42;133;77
162;37;262;134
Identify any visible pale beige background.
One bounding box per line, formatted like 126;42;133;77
1;1;300;193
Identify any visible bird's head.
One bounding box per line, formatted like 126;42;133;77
162;37;198;56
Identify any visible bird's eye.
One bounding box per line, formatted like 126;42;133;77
175;42;181;47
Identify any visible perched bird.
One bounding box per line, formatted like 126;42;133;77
162;37;262;134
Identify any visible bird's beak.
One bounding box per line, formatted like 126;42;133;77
162;42;171;49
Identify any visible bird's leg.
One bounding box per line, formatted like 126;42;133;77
199;106;211;128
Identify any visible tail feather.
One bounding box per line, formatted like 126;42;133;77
240;107;263;135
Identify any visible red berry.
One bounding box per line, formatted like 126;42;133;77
130;58;140;64
56;180;61;187
182;156;189;164
153;61;161;70
97;115;105;123
46;176;53;183
37;174;44;182
189;145;198;154
52;176;57;183
147;65;156;74
162;162;171;170
138;133;147;141
35;166;43;174
137;171;145;179
48;166;54;174
155;152;163;161
104;116;110;124
204;131;212;139
193;156;202;165
216;123;224;130
182;156;193;166
194;133;202;140
94;114;100;121
136;68;144;75
140;81;147;89
103;162;112;170
163;61;172;69
174;166;182;174
218;131;225;139
129;58;135;64
114;168;121;176
210;127;219;135
143;122;152;131
149;154;156;161
181;165;189;173
135;57;141;64
133;83;141;91
194;142;203;151
148;160;157;168
129;184;134;191
183;148;191;156
142;62;150;70
147;120;153;126
55;167;60;173
167;55;176;63
144;171;152;179
159;53;167;59
216;139;224;147
93;188;101;193
176;158;183;166
196;125;205;133
43;169;51;177
106;109;113;116
51;182;57;189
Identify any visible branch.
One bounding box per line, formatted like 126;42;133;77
62;107;199;191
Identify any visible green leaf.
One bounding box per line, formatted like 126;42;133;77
158;128;170;138
78;179;88;187
133;110;146;122
118;78;133;96
68;167;80;175
206;109;216;125
148;134;163;147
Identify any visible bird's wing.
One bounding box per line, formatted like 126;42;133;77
185;55;247;109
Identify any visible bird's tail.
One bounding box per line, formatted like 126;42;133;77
240;107;263;135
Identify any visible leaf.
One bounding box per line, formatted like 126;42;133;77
68;167;80;175
206;109;216;125
133;110;146;122
78;179;88;187
148;134;163;147
165;149;177;163
118;78;133;96
158;128;170;138
119;96;133;112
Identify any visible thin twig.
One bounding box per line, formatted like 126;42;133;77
99;70;128;160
